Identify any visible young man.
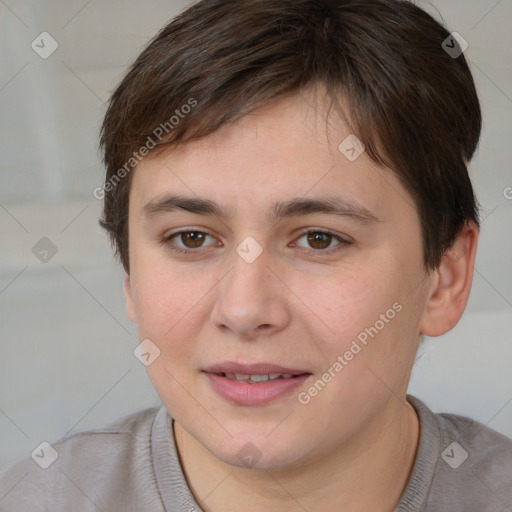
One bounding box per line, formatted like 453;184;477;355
1;0;511;510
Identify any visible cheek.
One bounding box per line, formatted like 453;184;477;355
129;253;225;364
288;259;422;380
129;259;194;336
288;263;397;343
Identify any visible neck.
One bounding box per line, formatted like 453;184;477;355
173;398;419;512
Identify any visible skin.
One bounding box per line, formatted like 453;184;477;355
123;88;478;511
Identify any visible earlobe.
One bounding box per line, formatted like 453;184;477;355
419;221;479;337
123;275;137;323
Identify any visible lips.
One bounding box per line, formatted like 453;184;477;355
203;362;309;376
202;362;312;406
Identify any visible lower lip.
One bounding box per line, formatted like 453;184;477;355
204;372;311;406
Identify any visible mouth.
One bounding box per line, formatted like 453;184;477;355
202;363;312;405
203;362;311;381
213;372;306;383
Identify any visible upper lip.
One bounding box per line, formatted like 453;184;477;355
203;362;310;375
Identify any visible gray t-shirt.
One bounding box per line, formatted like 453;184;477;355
1;395;511;511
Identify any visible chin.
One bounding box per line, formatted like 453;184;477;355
205;431;313;472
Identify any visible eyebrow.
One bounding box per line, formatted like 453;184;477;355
143;194;380;223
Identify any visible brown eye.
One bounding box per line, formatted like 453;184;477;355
164;230;218;254
306;232;333;250
293;230;350;255
179;231;206;248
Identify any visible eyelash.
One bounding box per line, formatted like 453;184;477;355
162;229;351;256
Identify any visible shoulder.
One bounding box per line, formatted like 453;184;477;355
43;405;161;468
436;407;512;503
0;406;165;511
408;395;512;511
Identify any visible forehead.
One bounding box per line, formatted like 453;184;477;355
129;92;415;224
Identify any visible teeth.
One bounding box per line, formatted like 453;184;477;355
223;373;296;382
249;374;269;382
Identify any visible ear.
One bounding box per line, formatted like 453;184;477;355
123;274;137;323
419;220;479;337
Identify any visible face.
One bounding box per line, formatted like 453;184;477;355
124;90;433;471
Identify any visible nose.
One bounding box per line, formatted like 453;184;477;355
210;242;291;340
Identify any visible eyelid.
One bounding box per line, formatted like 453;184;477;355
291;228;352;255
162;228;220;249
293;227;353;244
163;228;213;239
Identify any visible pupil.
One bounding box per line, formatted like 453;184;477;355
184;231;204;247
308;232;330;249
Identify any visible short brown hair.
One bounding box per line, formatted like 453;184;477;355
99;0;481;273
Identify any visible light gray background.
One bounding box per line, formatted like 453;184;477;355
0;0;511;472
